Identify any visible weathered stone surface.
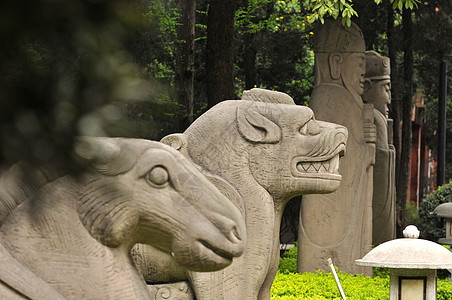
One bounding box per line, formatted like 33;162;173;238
0;137;246;299
136;88;347;300
298;19;375;276
363;50;396;245
0;162;61;225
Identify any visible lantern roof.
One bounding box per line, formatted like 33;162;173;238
356;225;452;269
430;202;452;218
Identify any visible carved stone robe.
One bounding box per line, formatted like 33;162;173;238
372;109;396;245
298;84;374;276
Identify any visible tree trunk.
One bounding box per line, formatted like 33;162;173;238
396;8;414;236
244;32;257;90
206;0;236;107
387;1;401;176
387;0;403;235
175;0;196;131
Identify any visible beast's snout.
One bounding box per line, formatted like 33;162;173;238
315;120;348;158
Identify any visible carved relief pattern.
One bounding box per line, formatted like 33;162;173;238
148;282;194;300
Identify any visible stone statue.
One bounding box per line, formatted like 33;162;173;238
134;88;348;299
0;137;246;299
298;19;376;276
363;50;396;245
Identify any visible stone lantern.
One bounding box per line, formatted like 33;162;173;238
430;202;452;245
356;225;452;300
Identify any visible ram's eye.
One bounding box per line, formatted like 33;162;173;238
146;166;169;187
299;119;321;135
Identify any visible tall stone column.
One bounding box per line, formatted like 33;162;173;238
297;19;374;276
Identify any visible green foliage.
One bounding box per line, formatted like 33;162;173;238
438;279;452;300
272;270;452;300
279;244;298;274
235;0;314;104
308;0;358;26
235;0;275;34
372;267;390;279
418;182;452;241
275;245;452;299
145;1;180;59
271;269;389;299
236;1;310;35
307;0;419;26
391;0;419;10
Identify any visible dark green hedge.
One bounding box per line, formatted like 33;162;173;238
419;182;452;241
271;269;389;300
273;244;452;299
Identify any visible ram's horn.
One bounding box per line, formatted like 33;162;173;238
73;137;120;165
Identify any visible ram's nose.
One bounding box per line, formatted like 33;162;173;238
206;212;246;257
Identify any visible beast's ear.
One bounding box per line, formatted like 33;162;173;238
160;134;190;158
237;105;281;144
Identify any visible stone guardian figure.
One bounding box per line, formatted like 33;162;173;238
363;50;396;245
297;19;375;276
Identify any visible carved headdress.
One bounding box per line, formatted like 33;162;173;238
365;51;390;80
314;18;365;53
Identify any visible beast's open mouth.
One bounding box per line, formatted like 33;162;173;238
291;144;346;179
296;153;340;174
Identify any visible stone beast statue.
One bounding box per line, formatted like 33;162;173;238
135;89;348;300
0;137;246;299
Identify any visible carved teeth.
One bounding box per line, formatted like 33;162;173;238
330;155;339;174
296;154;340;174
312;162;321;171
306;164;316;172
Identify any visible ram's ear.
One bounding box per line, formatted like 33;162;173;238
237;105;281;144
160;133;190;158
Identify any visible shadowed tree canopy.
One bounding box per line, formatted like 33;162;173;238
0;0;151;172
206;0;237;107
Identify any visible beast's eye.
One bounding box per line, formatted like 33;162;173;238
146;166;169;187
299;119;321;135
